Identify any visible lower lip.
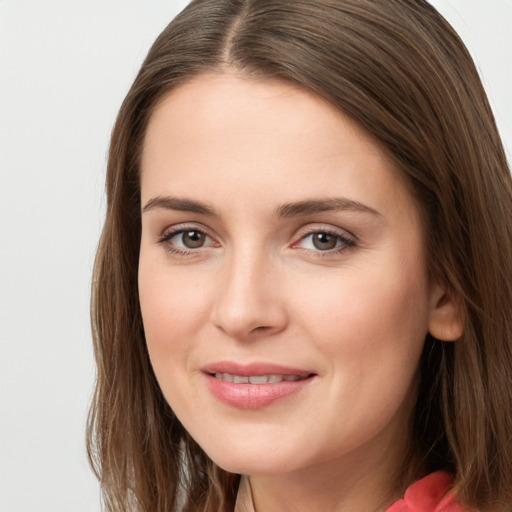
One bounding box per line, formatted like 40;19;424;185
205;374;314;409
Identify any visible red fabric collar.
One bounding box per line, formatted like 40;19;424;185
386;472;468;512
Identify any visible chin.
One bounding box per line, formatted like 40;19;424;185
201;441;303;476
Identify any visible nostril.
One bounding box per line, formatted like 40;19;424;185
252;325;271;332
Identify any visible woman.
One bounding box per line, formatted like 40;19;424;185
87;1;512;511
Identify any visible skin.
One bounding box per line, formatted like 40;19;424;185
138;72;459;512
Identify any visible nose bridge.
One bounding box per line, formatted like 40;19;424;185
211;240;286;339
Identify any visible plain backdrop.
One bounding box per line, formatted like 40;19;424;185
0;1;510;511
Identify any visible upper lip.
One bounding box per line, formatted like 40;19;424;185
201;361;314;377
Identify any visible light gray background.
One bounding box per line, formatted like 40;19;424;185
0;1;510;511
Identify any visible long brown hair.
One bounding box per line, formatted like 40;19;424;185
87;1;512;510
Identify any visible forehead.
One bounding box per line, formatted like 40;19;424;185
143;72;388;163
140;72;411;218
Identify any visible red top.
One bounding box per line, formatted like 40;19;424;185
386;472;469;512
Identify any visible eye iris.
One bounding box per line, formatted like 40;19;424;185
312;232;337;250
183;230;205;248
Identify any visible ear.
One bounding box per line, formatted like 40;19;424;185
427;282;464;341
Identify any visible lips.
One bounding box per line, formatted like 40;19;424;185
201;361;316;409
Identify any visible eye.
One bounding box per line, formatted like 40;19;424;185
294;228;356;254
174;229;209;249
308;232;340;251
159;227;216;254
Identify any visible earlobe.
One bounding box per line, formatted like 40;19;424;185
427;283;465;341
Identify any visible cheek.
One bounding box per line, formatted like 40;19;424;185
288;263;429;442
138;263;215;418
292;257;430;369
138;261;210;372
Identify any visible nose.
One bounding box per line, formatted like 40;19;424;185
210;250;288;341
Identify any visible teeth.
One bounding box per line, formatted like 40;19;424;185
215;372;234;382
249;375;269;384
214;373;306;384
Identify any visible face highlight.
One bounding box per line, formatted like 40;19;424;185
138;73;441;484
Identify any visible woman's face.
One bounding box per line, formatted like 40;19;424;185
138;73;441;477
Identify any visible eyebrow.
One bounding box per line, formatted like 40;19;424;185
275;198;381;218
142;195;381;218
142;196;217;216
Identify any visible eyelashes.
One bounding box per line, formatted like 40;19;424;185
157;224;357;258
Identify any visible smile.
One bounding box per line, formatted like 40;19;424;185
213;373;307;384
202;363;316;409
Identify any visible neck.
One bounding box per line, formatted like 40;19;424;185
247;416;420;512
